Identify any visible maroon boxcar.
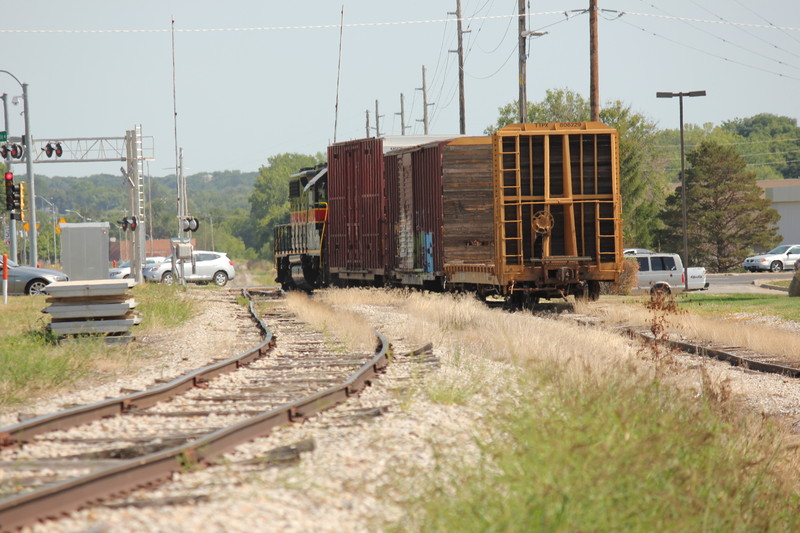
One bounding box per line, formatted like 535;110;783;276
325;138;388;283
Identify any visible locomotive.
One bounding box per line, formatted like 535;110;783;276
275;122;624;306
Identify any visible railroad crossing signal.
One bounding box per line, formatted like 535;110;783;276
43;142;63;158
181;216;199;232
0;144;24;160
118;216;138;231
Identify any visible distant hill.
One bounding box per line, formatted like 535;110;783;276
32;170;257;223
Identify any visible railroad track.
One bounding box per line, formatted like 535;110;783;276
0;287;433;531
556;307;800;378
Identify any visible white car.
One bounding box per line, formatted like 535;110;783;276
142;251;235;286
109;257;167;279
742;245;800;272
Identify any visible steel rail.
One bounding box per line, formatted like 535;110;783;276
0;289;273;447
0;334;430;532
628;328;800;378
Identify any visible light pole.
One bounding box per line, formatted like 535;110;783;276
656;90;706;292
37;196;58;265
0;70;37;267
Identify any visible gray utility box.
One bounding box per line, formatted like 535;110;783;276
60;223;110;281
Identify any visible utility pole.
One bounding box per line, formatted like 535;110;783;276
449;0;469;134
518;0;527;123
396;93;409;135
589;0;600;121
374;100;383;138
365;109;371;137
416;65;433;135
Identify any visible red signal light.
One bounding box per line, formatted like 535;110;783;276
4;172;13;182
44;143;54;157
55;143;63;157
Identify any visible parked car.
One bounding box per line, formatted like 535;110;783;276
109;257;167;279
742;245;800;272
632;252;708;294
142;251;235;286
0;257;69;295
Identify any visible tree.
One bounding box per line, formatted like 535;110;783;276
721;113;800;180
656;140;781;272
487;89;665;247
246;152;325;258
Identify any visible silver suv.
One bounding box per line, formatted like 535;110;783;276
142;251;235;286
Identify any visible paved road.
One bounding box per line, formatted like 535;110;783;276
706;272;793;294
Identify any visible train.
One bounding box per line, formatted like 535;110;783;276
274;122;624;307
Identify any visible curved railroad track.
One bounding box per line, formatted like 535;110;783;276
0;287;432;532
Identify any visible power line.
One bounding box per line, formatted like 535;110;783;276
613;16;800;81
0;11;573;34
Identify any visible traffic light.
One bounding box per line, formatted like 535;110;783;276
181;216;199;232
17;183;25;211
4;172;13;211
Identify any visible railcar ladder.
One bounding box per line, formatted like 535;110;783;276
595;201;617;264
499;135;524;266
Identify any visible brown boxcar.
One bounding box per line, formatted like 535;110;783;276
326;138;388;283
443;122;622;302
384;141;447;287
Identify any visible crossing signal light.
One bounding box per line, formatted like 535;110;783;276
181;216;199;232
43;142;64;158
9;144;23;159
0;145;7;159
117;216;138;231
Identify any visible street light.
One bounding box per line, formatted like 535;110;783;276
0;70;38;267
656;90;706;292
66;209;85;222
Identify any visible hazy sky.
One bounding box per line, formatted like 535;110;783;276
2;1;798;178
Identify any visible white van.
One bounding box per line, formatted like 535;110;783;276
632;253;708;294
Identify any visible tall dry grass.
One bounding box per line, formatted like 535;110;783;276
317;287;800;532
574;297;800;362
284;291;376;354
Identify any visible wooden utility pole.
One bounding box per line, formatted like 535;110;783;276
365;109;370;137
374;100;383;137
518;0;527;123
396;93;409;135
590;0;600;121
417;65;433;134
450;0;468;134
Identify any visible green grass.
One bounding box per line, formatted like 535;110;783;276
401;372;800;532
132;283;196;329
674;292;800;322
0;284;196;408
